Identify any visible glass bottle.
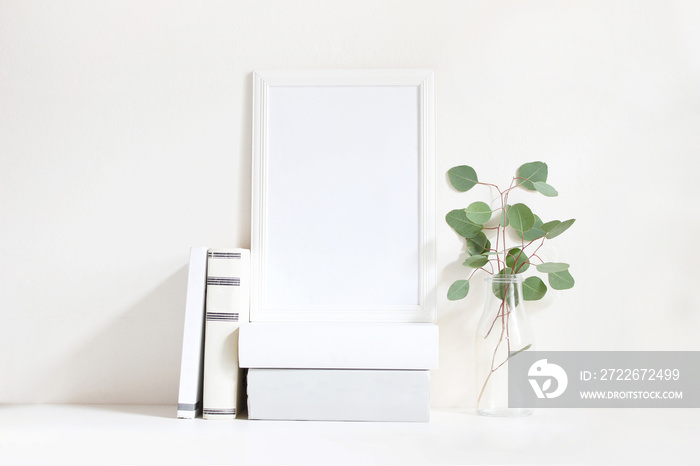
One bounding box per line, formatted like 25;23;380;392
475;274;534;416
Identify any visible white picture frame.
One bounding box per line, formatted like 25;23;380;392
251;69;436;322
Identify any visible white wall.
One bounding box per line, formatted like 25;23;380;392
1;0;699;406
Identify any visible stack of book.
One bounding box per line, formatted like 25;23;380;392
177;247;438;422
239;322;437;422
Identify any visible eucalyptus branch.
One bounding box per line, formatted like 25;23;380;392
446;161;576;302
446;162;577;409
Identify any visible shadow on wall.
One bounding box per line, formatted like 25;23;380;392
238;72;253;246
44;266;189;404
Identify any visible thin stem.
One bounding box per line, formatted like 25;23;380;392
476;182;503;195
500;176;519;270
493;217;502;272
530;236;547;260
484;299;506;339
505;293;512;355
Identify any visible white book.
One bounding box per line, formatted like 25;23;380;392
247;369;431;422
176;247;209;419
202;248;250;420
238;322;438;370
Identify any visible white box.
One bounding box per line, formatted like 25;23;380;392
238;322;438;370
247;369;430;422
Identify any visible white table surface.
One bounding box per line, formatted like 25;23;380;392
0;405;697;465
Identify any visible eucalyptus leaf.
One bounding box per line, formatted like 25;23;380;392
465;201;492;224
466;232;489;255
448;165;479;192
546;219;576;239
523;276;547;301
508;344;532;359
492;268;519;305
506;248;530;273
548;269;575;290
517;161;548;190
446;209;482;238
536;262;570;273
495;267;515;278
463;255;489;268
540;220;561;233
507;203;535;233
447;279;470;300
522;215;546;241
533;181;558;197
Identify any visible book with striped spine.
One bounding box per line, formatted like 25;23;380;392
202;248;250;420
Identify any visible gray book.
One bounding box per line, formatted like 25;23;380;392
247;369;430;422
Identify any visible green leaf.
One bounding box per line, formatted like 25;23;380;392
548;269;575;290
546;219;576;239
465;201;492;224
506;248;530;273
463;255;489;268
536;262;570;273
517;161;548;190
466;232;488;255
508;344;532;359
447;280;470;300
448;166;479;192
521;215;546;241
495;267;515;278
540;220;561;234
446;209;482;238
533;181;558;197
523;276;547;300
492;268;519;304
507;203;535;233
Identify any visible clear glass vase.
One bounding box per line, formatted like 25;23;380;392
475;274;534;417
